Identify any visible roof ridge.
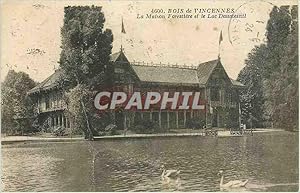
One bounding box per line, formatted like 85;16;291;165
130;62;198;70
33;71;56;88
28;69;61;94
198;59;219;65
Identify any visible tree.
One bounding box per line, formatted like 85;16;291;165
263;6;297;130
238;5;298;130
59;6;114;137
1;70;36;134
270;15;298;130
59;6;113;89
237;45;266;128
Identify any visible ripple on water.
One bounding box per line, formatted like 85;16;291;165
2;132;299;192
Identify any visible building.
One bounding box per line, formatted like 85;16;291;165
27;50;244;131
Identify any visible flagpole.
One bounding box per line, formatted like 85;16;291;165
121;17;126;52
121;17;123;52
121;34;123;51
218;30;223;59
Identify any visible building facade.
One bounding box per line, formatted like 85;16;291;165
28;51;244;131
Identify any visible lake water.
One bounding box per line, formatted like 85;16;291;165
1;131;298;192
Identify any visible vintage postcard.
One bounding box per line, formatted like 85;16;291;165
1;0;298;192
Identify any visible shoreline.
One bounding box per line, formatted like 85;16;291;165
1;128;286;145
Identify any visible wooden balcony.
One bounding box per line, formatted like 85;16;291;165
36;105;67;114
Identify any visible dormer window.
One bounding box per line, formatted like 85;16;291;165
114;68;124;73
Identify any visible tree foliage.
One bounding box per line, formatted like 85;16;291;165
1;70;36;134
59;6;114;89
237;46;266;127
59;6;114;137
237;5;298;130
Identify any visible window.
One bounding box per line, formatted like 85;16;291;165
211;88;220;101
152;112;159;123
115;74;125;83
45;96;50;109
114;68;124;73
143;112;151;121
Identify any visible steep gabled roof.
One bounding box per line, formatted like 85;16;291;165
110;52;121;62
27;52;245;95
110;51;128;63
196;59;219;85
131;65;199;85
27;69;62;94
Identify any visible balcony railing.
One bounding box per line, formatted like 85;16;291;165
36;104;67;114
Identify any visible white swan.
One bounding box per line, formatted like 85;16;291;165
218;170;249;189
161;165;180;179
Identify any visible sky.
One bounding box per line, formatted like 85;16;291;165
1;0;297;83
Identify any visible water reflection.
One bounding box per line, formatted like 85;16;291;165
2;132;299;192
2;142;93;192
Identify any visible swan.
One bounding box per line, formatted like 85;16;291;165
218;170;249;189
161;165;180;179
161;176;182;190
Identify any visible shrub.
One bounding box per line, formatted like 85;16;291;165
104;124;118;135
53;126;66;136
131;119;158;134
186;118;205;129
